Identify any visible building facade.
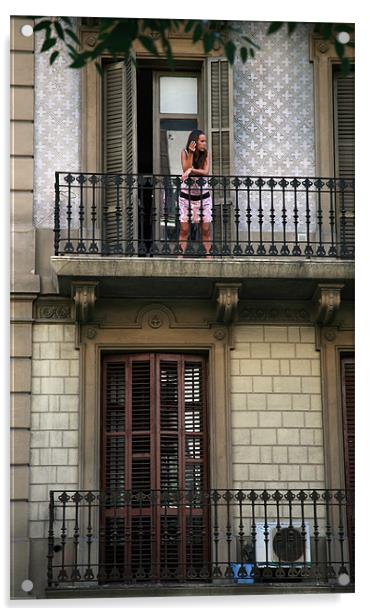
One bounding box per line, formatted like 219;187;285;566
10;16;355;599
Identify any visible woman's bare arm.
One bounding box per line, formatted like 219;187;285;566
189;153;210;176
181;149;193;173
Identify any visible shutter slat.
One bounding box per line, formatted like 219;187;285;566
333;69;355;253
341;356;355;493
101;353;208;581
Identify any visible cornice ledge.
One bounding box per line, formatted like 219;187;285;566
313;283;344;325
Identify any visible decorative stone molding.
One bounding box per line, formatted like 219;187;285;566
148;314;163;329
214;283;241;324
136;304;174;329
72;281;99;324
313;284;344;325
213;328;226;341
239;303;311;323
37;303;72;320
324;328;337;342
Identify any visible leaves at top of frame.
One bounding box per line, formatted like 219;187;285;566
192;22;204;43
242;36;260;50
60;17;73;27
184;20;196;33
340;57;351;77
203;31;215;54
287;22;298;35
334;40;345;59
50;50;59;65
267;22;284;35
240;47;248;63
138;35;159;57
225;40;236;65
54;20;65;40
41;37;57;52
32;20;52;32
65;28;80;45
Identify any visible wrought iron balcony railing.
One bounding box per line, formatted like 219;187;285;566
54;173;355;259
47;488;354;590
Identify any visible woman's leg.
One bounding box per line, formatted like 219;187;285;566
201;223;212;256
179;222;190;255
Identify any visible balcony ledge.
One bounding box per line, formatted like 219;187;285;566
50;256;355;300
45;582;354;599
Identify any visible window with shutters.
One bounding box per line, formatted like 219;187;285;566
333;66;355;254
102;57;233;249
341;353;355;577
100;353;209;581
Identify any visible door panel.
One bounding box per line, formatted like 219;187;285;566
101;353;209;582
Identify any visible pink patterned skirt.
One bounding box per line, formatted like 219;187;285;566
178;182;213;223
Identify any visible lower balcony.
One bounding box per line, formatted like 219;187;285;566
46;489;354;596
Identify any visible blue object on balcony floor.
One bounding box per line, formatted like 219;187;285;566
230;563;254;584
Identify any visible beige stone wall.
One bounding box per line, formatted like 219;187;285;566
230;325;325;490
30;324;80;538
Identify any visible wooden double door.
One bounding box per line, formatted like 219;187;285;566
100;353;210;582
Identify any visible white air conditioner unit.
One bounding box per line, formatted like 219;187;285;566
255;522;311;567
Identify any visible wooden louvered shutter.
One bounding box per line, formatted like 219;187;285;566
341;355;355;578
101;357;127;494
207;57;233;245
207;57;233;176
103;58;137;253
333;68;355;255
341;356;355;494
101;353;209;581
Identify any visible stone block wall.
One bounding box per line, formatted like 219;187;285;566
30;324;80;538
230;325;325;490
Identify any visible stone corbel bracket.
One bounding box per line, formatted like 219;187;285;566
72;281;99;324
214;283;242;324
313;283;344;325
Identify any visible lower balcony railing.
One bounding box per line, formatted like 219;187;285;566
47;489;354;590
54;173;355;259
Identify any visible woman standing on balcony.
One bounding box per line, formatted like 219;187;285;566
179;130;212;256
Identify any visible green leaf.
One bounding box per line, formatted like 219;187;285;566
192;22;203;43
340;57;351;77
33;20;52;32
288;22;298;35
138;35;159;56
242;36;260;50
54;20;65;40
60;17;72;27
250;48;255;58
203;31;214;54
320;23;333;40
225;40;236;64
65;28;80;45
69;52;90;69
184;20;195;33
66;43;78;58
41;37;57;52
240;47;248;63
335;40;345;59
50;50;59;65
267;22;283;35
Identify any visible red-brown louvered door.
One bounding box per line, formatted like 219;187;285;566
101;353;209;582
341;355;355;577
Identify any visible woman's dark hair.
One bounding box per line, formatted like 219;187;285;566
185;129;207;169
